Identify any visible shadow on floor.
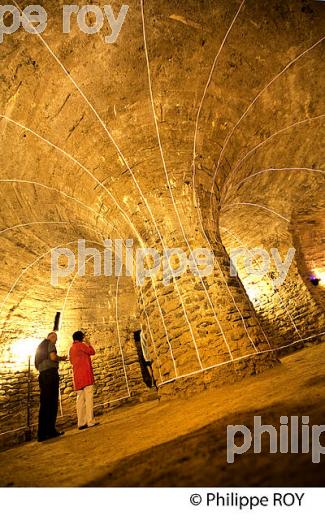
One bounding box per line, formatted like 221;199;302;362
86;401;325;487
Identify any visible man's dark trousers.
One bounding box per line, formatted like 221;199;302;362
38;368;59;440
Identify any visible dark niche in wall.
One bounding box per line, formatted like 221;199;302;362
134;330;156;389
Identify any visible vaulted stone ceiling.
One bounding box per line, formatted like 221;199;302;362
0;0;324;387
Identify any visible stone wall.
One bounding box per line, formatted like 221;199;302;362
220;211;325;349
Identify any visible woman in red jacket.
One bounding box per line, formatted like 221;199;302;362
69;331;98;430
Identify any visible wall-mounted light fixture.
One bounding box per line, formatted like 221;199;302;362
310;276;321;286
309;262;324;287
309;270;324;287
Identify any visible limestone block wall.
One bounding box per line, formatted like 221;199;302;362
293;204;325;311
220;215;325;349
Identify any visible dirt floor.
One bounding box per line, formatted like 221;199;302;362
1;343;325;487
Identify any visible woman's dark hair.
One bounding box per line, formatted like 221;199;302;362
73;330;85;342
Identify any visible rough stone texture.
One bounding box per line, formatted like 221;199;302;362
0;0;324;445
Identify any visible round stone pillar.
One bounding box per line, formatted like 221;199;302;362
136;197;278;398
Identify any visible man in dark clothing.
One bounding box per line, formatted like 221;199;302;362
35;332;67;442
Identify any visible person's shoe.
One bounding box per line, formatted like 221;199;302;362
78;425;88;431
50;430;65;438
37;436;49;442
87;422;99;428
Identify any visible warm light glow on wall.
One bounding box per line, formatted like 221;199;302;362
245;279;274;304
245;285;262;303
11;338;41;363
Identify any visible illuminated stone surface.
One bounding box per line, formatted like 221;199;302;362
0;0;324;446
